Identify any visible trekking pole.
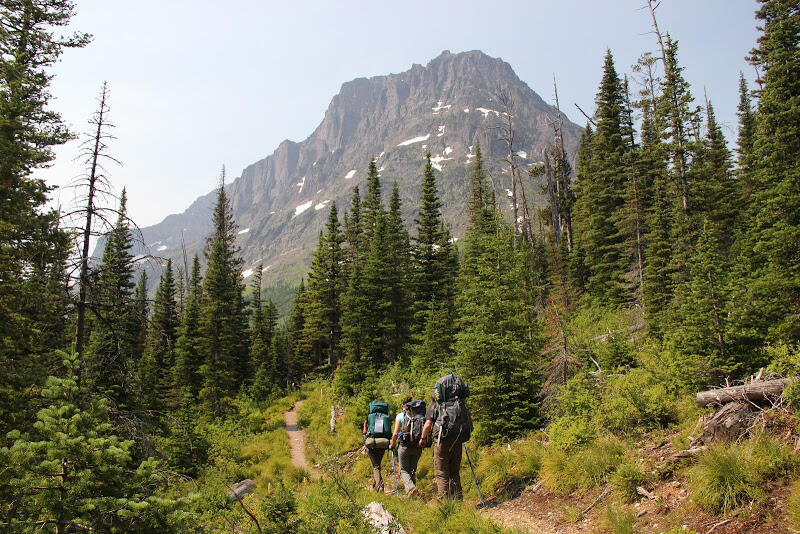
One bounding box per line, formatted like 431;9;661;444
390;448;399;496
462;443;484;506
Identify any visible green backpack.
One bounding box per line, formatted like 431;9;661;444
365;401;391;449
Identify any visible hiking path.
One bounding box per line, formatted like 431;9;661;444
283;400;320;479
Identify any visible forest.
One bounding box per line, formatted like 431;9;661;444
1;0;799;532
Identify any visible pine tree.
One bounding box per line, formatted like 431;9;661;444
174;255;203;404
573;51;629;304
197;171;249;416
411;152;457;333
663;223;734;387
287;280;312;383
337;262;370;395
343;185;363;266
302;203;345;369
0;353;185;533
455;210;544;443
0;0;88;438
735;73;757;207
736;0;800;343
694;102;736;253
384;183;412;363
133;271;149;360
139;259;179;411
249;265;276;401
361;158;384;244
85;190;138;410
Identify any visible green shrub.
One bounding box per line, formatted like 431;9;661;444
611;460;644;502
600;503;636;534
548;416;596;451
788;480;800;529
660;527;697;534
476;447;514;494
691;433;795;514
749;433;795;480
597;369;676;435
690;443;765;513
540;448;577;495
562;504;583;523
595;331;636;370
572;436;628;488
509;437;545;480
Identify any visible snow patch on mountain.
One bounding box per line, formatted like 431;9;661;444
345;169;357;179
295;201;313;216
315;200;330;211
238;228;250;235
242;268;254;279
397;133;430;146
432;101;451;113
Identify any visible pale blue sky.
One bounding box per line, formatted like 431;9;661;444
45;0;760;228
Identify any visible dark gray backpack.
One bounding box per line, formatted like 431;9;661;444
432;374;473;444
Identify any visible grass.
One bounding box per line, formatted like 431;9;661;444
610;459;645;502
690;433;796;514
788;480;800;529
600;503;636;534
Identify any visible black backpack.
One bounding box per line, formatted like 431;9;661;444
432;374;473;444
400;400;427;446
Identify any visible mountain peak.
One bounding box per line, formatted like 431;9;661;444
131;51;583;293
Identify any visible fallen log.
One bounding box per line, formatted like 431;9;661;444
227;479;255;502
690;402;755;447
696;378;792;407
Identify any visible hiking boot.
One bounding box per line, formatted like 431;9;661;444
407;486;419;497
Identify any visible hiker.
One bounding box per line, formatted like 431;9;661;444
363;400;392;492
390;396;427;495
419;374;473;500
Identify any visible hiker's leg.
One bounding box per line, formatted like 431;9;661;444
368;448;385;492
433;444;449;500
447;441;463;500
408;446;422;485
398;445;416;493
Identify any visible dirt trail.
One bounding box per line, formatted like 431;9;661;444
283;400;320;479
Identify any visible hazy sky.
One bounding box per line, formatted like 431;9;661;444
44;0;760;228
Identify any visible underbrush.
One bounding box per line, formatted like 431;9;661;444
541;436;635;495
689;433;796;514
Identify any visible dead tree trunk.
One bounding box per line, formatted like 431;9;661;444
75;82;114;361
696;378;792;407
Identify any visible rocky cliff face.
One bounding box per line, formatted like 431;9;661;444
128;50;583;287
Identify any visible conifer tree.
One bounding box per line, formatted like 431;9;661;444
0;1;88;436
85;190;138;410
139;260;179;410
735;73;757;207
573;51;629;304
287;280;313;383
303;203;345;369
455;209;543;443
694;102;736;252
249;265;275;401
737;0;800;343
0;354;185;532
343;185;363;266
174;255;203;404
197;171;248;416
133;271;149;360
337;262;370;394
361;159;384;244
411;153;457;333
384;183;412;362
663;223;733;386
